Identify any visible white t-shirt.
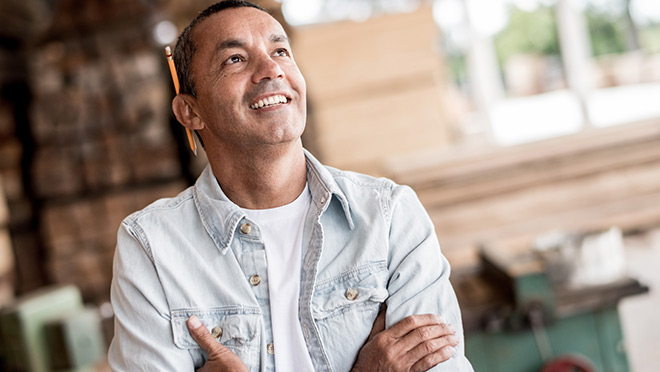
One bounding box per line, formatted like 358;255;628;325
243;185;315;372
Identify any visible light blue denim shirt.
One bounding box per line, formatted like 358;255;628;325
108;150;473;372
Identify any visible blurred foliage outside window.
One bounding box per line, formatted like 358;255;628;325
437;0;660;146
495;5;560;66
444;0;660;90
586;4;629;55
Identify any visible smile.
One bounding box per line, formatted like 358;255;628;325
249;94;289;110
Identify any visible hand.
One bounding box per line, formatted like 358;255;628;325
187;316;249;372
352;306;459;372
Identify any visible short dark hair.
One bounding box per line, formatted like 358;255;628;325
173;1;266;97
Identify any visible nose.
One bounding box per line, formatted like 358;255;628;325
251;54;284;84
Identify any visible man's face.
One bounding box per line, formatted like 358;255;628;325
189;7;307;150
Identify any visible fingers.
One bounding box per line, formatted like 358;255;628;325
386;313;446;338
387;314;459;370
368;304;387;341
353;313;461;372
187;315;230;358
405;330;458;359
399;322;456;353
410;345;457;372
397;321;458;366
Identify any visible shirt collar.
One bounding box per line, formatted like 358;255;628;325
193;166;245;255
193;149;354;255
303;149;354;230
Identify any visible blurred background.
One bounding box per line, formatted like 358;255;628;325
0;0;659;371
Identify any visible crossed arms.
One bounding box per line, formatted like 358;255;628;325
187;304;459;371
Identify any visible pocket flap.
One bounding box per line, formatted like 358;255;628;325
312;262;388;320
170;308;261;349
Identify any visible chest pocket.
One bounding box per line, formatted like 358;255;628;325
171;308;261;371
311;261;389;372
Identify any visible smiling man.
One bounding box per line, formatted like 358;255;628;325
108;1;473;371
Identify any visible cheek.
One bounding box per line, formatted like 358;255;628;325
286;63;306;92
214;90;245;113
296;72;306;94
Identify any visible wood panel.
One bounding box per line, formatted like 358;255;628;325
315;84;448;173
293;6;455;175
294;7;442;103
385;119;660;267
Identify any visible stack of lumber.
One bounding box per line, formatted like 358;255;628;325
387;119;660;267
21;0;187;303
293;5;456;176
39;183;184;302
0;0;41;300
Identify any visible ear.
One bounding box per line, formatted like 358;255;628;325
172;94;205;130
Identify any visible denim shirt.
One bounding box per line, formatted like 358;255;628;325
108;150;473;372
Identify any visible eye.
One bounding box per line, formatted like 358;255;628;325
224;54;244;65
274;48;290;57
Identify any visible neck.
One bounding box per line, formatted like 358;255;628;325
206;141;307;209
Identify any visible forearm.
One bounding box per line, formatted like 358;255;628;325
384;185;473;371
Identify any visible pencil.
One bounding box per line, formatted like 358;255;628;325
166;46;197;156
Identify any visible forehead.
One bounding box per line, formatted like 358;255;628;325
193;7;286;49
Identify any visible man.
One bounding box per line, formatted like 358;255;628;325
108;1;474;371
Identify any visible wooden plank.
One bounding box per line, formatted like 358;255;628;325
294;6;442;103
389;118;660;188
441;191;660;266
431;161;660;236
416;134;660;207
380;120;660;267
315;84;450;172
292;5;454;174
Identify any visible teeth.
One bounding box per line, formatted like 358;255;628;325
250;95;288;109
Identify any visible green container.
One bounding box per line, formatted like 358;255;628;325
44;307;106;371
0;285;104;372
466;308;629;372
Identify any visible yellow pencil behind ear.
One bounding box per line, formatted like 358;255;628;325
165;46;197;156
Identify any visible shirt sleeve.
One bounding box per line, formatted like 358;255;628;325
108;221;199;371
384;185;474;371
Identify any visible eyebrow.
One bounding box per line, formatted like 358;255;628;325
270;34;289;44
213;33;290;56
214;38;245;55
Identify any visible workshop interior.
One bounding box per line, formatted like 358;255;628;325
1;0;660;371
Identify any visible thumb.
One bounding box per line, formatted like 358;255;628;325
187;315;231;358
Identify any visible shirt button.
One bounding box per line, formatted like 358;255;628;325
267;342;275;355
320;196;327;204
211;326;223;339
345;288;358;301
249;274;261;286
240;223;251;234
